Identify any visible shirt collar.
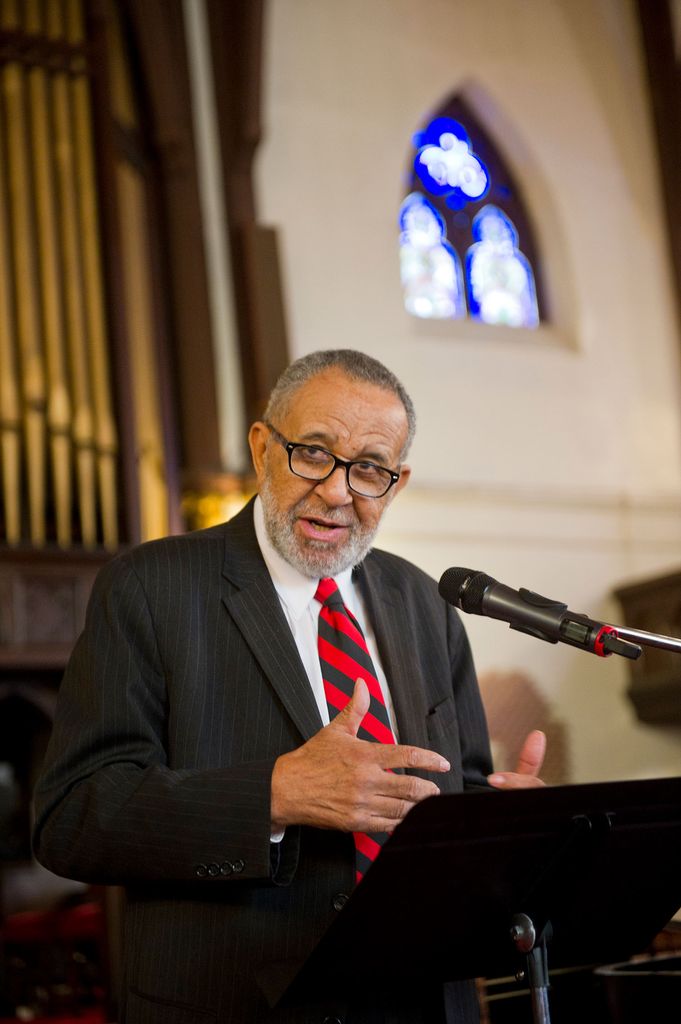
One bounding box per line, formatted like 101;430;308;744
253;496;354;621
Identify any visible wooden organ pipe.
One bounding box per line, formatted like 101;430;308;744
0;87;21;545
117;164;169;542
67;0;119;549
25;0;73;548
2;0;47;546
48;0;98;547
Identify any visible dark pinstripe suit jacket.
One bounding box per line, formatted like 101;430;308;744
33;500;492;1024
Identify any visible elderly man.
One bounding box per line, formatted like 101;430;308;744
34;350;543;1024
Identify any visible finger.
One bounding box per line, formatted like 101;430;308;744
487;772;546;789
364;814;413;834
365;795;428;832
367;809;416;833
343;792;424;834
368;796;418;825
378;773;441;803
366;783;442;832
329;677;371;737
514;729;547;776
373;742;451;774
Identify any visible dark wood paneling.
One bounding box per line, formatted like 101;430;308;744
121;0;223;493
87;0;142;545
0;550;110;670
614;568;681;724
206;0;289;427
235;223;290;419
636;1;681;335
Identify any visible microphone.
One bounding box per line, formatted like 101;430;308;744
438;567;641;660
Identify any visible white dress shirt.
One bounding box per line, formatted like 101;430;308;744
253;496;398;735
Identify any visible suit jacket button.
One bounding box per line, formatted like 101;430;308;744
207;862;220;877
232;859;245;873
195;863;208;877
220;861;233;876
332;892;349;912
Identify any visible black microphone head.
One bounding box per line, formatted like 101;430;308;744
438;567;496;614
438;567;476;606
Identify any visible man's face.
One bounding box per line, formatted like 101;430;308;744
249;368;411;578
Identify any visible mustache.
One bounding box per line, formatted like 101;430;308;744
293;500;357;527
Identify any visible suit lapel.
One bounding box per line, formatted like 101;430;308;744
357;555;429;749
219;502;323;742
217;503;430;748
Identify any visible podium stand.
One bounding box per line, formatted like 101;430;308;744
261;777;681;1022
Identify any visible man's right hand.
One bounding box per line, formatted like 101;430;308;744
270;678;450;834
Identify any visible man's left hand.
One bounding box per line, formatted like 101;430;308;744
487;730;546;789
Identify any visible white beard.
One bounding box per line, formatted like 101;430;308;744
259;476;378;578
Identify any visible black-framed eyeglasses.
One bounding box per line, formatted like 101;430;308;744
265;422;400;499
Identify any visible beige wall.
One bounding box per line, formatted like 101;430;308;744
254;0;681;781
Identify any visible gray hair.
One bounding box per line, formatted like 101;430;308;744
263;349;416;459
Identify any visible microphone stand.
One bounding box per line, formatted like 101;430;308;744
606;623;681;655
556;621;681;660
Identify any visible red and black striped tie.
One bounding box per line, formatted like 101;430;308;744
315;576;395;882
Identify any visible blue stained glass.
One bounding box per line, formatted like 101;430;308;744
465;206;539;329
445;192;469;212
413;117;489;207
399;193;466;319
402;104;543;328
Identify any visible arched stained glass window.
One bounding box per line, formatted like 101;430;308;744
400;95;545;329
466;206;539;328
399;193;466;319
